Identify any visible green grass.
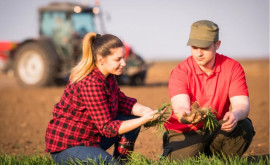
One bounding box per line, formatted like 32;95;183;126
0;154;56;165
0;153;268;165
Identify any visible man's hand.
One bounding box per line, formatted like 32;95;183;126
221;95;250;132
221;111;238;132
181;111;197;124
175;110;190;124
175;109;205;124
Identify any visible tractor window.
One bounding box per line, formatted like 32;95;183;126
40;12;67;37
71;13;95;37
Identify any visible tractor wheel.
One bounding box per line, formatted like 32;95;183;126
13;41;57;87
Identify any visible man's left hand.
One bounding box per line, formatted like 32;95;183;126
221;111;238;132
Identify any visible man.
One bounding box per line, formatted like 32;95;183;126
162;20;255;161
53;17;73;58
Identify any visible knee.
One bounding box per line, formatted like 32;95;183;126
210;119;256;157
239;118;255;141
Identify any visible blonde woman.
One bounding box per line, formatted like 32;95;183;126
45;33;165;164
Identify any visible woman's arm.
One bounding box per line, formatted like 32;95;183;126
118;108;165;135
130;103;153;117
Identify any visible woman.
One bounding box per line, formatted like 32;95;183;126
45;32;164;165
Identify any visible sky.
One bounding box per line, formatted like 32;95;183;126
0;0;269;60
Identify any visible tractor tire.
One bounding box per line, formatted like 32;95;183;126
13;41;57;87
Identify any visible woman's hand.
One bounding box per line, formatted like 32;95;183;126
142;107;167;123
118;106;167;134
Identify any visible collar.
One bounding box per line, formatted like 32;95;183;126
192;53;221;75
92;67;113;82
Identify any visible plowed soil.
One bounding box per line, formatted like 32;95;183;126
0;60;268;160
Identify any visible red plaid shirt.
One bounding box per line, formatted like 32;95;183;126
45;67;137;153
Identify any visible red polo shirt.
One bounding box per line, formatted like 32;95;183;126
165;53;249;132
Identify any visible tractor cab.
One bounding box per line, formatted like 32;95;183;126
39;2;97;60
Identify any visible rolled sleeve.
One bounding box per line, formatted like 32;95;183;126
168;67;189;98
229;62;249;98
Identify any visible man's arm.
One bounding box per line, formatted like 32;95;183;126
221;95;250;132
231;95;250;120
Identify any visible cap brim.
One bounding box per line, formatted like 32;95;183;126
187;39;213;48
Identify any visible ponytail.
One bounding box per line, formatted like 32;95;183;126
69;32;97;83
69;32;124;83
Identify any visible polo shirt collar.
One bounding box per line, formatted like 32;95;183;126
193;53;221;75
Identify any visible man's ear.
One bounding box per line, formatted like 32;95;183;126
215;40;221;50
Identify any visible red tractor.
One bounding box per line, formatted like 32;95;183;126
0;2;147;87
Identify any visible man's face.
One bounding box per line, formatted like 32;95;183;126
191;41;221;68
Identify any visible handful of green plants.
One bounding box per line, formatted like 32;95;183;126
184;101;220;134
201;107;220;133
143;103;172;133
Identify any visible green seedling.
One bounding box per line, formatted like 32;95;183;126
201;107;220;134
185;101;220;134
143;103;172;134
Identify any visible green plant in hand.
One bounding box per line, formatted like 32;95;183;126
185;101;220;134
200;107;220;134
143;103;172;133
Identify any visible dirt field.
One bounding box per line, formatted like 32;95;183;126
0;60;269;160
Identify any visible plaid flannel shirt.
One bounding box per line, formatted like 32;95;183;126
45;67;137;153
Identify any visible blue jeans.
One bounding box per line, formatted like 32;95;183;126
51;114;140;165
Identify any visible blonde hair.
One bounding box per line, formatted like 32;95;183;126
69;32;124;83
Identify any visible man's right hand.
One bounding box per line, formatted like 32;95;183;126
171;94;201;124
176;110;206;124
174;110;191;124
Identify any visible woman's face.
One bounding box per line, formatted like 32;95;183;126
98;47;126;77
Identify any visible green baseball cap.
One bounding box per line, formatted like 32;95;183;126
187;20;219;48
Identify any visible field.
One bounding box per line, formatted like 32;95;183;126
0;60;268;161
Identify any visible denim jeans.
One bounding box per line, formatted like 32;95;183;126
51;114;140;165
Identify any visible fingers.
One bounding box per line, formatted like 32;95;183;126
220;112;236;132
180;113;196;124
223;113;230;122
185;113;196;122
158;107;168;115
151;110;159;119
149;109;162;121
161;107;168;113
221;118;237;132
193;115;204;123
149;107;170;121
182;112;205;124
